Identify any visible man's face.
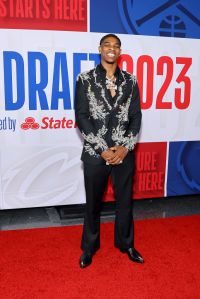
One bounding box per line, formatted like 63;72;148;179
99;37;121;64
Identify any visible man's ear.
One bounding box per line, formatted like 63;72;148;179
98;46;101;53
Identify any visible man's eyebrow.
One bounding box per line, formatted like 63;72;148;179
103;41;120;45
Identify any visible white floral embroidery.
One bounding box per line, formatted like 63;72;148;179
93;69;112;111
79;71;91;81
116;96;131;122
131;74;137;86
112;125;126;146
126;71;137;86
82;125;108;151
122;132;138;151
84;143;100;158
87;84;109;120
114;79;126;108
111;125;138;151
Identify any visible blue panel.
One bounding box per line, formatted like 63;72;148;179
90;0;125;34
90;0;200;39
167;141;200;196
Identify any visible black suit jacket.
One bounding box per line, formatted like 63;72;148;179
75;64;142;165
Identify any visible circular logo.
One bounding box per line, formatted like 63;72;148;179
177;142;200;191
117;0;200;38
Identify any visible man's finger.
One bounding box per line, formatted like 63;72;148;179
110;147;117;151
108;156;121;163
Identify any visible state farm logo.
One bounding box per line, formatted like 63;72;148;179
20;117;76;130
21;117;40;130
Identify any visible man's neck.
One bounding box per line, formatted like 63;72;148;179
101;61;117;78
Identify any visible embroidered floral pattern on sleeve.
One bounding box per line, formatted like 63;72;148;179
84;143;100;158
122;133;139;151
111;125;138;151
82;125;108;152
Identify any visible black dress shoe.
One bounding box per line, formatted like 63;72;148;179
120;248;144;264
79;252;93;268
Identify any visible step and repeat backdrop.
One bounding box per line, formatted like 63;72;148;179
0;0;200;209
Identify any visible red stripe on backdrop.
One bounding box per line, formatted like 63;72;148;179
134;142;167;199
104;142;167;201
0;0;87;31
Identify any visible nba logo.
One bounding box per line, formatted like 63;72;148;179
117;0;200;38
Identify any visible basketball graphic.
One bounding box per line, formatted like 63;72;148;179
159;15;186;37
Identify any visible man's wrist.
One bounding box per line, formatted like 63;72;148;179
124;146;129;153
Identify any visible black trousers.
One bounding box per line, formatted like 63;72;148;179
81;152;135;254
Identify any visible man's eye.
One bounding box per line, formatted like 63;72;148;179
103;44;120;49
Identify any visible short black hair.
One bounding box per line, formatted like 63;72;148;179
100;34;121;46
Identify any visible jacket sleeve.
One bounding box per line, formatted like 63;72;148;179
121;79;142;151
75;75;109;154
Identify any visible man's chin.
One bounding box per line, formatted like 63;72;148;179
105;60;116;64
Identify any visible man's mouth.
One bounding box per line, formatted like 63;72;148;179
107;53;115;58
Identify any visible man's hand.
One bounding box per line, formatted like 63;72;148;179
101;149;115;162
105;146;128;165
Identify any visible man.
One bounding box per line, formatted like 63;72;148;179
75;34;144;268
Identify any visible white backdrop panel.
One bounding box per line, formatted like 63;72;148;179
0;30;200;208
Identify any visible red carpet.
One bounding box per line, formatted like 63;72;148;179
0;215;200;299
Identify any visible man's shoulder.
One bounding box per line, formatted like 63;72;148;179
121;70;137;86
77;68;96;81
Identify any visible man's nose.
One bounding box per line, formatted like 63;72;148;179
108;45;114;50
